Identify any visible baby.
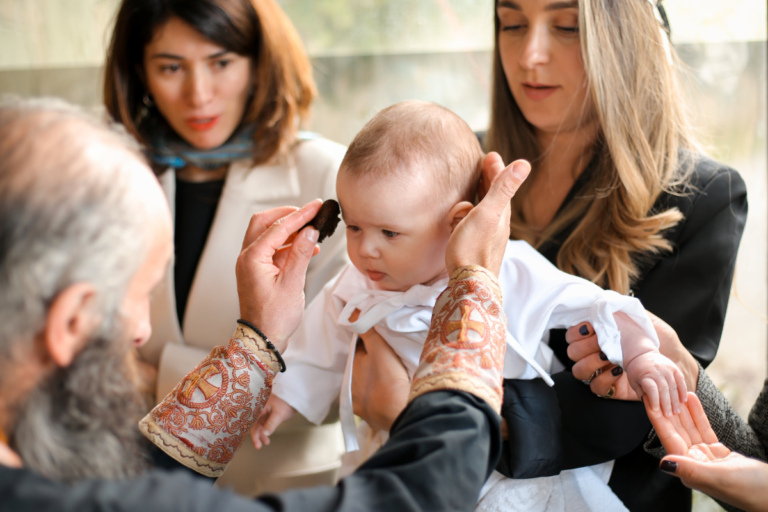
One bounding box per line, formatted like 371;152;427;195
254;101;685;506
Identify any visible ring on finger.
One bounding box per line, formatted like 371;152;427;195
596;385;616;399
582;367;603;386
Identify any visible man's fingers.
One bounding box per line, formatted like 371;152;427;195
248;200;322;259
280;227;320;289
485;160;531;210
566;336;600;362
242;206;299;251
565;322;594;343
481;152;506;190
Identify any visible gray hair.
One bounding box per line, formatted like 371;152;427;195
0;97;151;366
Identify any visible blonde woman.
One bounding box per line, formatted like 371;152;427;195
348;0;746;510
103;0;347;496
483;0;747;511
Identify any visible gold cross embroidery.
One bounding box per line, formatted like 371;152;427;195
445;304;485;342
181;365;221;401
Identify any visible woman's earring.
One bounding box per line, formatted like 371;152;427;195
143;93;155;108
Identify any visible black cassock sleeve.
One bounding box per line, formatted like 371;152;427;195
0;391;501;512
495;162;748;479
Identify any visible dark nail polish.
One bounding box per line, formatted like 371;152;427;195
599;351;608;361
611;366;623;376
579;325;589;336
660;460;677;474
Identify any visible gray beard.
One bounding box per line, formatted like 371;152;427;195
11;326;148;482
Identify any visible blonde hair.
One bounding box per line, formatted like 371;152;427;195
485;0;701;293
341;101;483;213
104;0;315;170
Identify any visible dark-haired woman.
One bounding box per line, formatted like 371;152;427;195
103;0;348;495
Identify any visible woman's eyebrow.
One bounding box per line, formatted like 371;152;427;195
545;1;579;10
497;0;578;10
150;53;183;60
206;50;230;60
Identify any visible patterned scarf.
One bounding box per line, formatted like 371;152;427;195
140;114;257;170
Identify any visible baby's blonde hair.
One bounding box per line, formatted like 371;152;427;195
340;101;483;214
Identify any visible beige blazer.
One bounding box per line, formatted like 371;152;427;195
141;137;349;496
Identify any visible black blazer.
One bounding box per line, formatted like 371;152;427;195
496;154;748;512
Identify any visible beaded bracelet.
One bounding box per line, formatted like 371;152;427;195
236;319;286;373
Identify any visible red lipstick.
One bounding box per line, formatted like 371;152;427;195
186;115;220;131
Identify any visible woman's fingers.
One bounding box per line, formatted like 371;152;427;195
676;404;704;446
571;352;610;381
645;400;690;455
687;394;719;445
566;335;600;362
589;368;620;396
674;368;689;404
666;372;681;415
241;206;299;251
565;322;594;343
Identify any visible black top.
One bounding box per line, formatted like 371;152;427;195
496;154;748;512
174;178;225;326
0;391;500;512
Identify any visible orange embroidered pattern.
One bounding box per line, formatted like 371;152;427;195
409;266;507;412
144;333;275;473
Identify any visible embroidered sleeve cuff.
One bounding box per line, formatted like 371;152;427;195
409;265;506;413
138;325;277;477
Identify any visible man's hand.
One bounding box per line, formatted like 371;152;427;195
236;201;322;352
250;395;296;449
446;153;530;276
647;393;768;512
351;329;411;432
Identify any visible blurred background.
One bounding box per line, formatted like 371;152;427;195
0;1;765;509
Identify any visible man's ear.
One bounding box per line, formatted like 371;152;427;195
44;283;98;367
446;201;474;233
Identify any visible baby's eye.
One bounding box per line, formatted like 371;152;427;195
382;230;399;238
347;225;361;232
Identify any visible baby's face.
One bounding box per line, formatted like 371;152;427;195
337;171;451;292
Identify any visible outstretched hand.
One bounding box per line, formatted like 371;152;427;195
446;153;530;276
646;393;768;512
236;201;323;353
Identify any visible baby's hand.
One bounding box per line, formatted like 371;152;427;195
625;351;688;417
250;394;295;449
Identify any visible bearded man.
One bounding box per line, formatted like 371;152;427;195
0;98;529;512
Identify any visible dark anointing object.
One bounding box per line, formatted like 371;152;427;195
302;199;341;243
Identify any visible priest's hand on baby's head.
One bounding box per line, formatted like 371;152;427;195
626;351;688;417
251;394;296;449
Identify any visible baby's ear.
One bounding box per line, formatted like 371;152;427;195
446;201;474;232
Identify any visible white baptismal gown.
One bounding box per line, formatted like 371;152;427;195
273;240;654;511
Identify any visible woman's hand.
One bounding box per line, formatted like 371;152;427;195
566;322;638;400
350;311;411;432
236;201;322;352
446;153;530;276
647;393;768;512
565;313;700;400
